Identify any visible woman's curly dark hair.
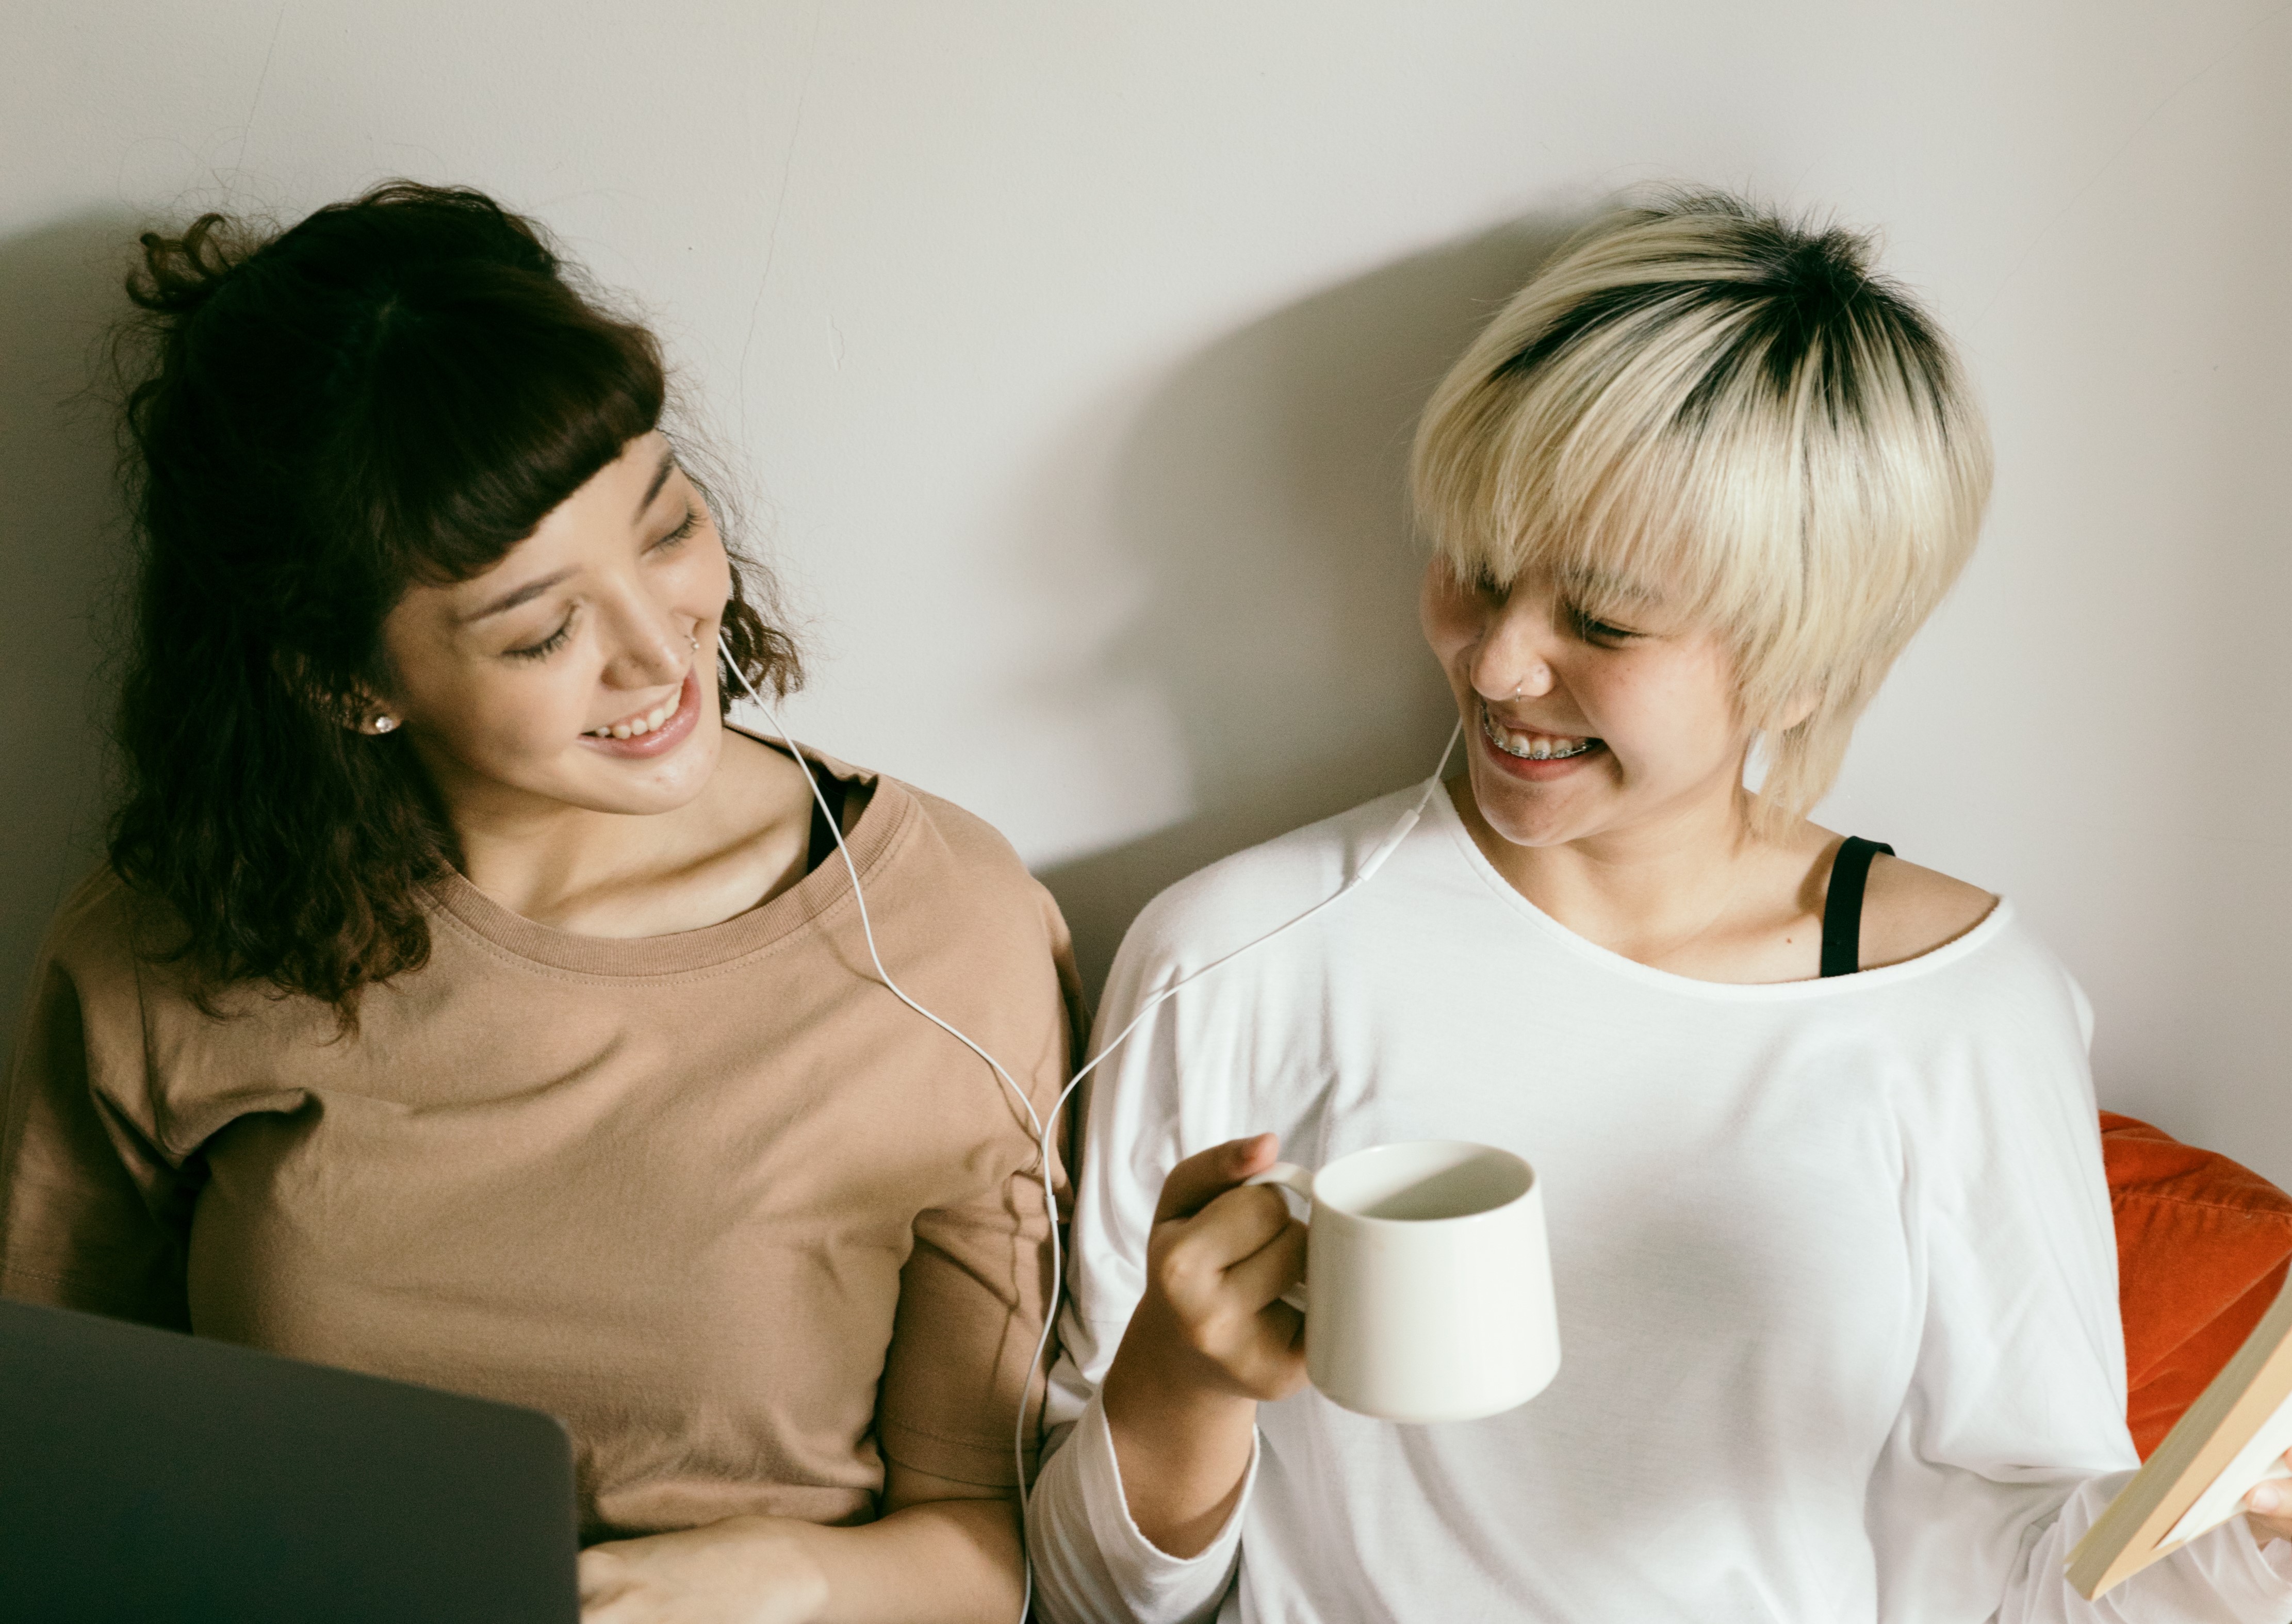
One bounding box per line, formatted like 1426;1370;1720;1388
109;181;801;1022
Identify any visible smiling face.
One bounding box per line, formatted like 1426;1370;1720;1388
1418;556;1762;852
370;432;733;825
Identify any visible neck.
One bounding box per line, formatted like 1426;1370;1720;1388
444;778;707;925
1453;766;1797;967
418;727;814;938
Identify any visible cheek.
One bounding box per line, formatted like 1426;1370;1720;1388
1604;651;1745;764
479;665;595;750
428;664;597;766
386;624;595;764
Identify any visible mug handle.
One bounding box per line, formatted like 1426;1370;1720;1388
1244;1161;1314;1311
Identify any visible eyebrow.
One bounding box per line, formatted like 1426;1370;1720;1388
633;448;676;522
465;567;576;624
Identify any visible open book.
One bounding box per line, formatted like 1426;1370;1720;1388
2068;1272;2292;1598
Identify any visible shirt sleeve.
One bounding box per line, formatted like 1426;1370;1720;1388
0;876;194;1326
1868;964;2292;1623
874;888;1082;1491
1024;921;1253;1624
1028;1386;1254;1624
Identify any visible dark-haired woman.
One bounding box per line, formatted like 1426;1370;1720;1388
0;185;1072;1623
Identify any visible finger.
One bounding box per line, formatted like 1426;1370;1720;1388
1154;1133;1282;1224
1221;1215;1307;1311
576;1547;635;1607
2246;1508;2292;1548
576;1549;614;1598
1161;1185;1297;1287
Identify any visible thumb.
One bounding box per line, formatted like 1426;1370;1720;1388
1154;1133;1283;1223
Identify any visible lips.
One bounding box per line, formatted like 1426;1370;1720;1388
580;668;702;760
1479;702;1597;761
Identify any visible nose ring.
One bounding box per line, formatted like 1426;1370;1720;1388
687;633;700;652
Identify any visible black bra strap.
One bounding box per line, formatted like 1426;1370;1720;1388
1819;836;1896;978
804;774;850;876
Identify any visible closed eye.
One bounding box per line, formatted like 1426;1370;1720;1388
1566;604;1640;645
505;612;577;661
650;504;700;553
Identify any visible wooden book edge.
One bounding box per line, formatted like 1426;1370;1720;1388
2068;1274;2292;1598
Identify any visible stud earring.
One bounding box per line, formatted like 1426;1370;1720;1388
372;716;397;734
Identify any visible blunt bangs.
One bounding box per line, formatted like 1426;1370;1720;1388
1411;192;1993;828
334;263;666;589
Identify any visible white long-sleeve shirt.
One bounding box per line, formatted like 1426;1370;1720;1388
1026;784;2292;1623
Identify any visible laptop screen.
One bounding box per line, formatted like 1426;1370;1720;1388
0;1297;578;1623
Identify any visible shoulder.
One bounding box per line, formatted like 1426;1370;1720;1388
853;768;1074;957
38;866;153;975
1852;861;2090;1062
1859;850;1999;971
882;777;1035;889
1116;788;1424;976
15;865;169;1032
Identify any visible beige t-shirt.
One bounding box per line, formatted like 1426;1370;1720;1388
0;753;1079;1540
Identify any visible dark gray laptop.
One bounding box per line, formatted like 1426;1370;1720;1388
0;1297;579;1623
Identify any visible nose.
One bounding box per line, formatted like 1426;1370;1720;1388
1469;598;1558;703
600;586;692;691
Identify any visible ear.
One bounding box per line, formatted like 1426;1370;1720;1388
1761;689;1821;734
272;648;399;735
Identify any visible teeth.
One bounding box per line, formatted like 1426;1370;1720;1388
590;702;674;742
1482;707;1595;761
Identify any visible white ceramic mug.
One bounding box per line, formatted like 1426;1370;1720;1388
1246;1139;1559;1423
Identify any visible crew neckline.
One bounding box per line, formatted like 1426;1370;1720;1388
428;740;905;979
1425;780;2013;1002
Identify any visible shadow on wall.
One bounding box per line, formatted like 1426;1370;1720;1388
0;215;141;1045
1039;214;1584;999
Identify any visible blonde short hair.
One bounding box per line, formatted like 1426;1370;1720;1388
1410;191;1991;830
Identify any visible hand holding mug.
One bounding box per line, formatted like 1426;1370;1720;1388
1110;1133;1309;1408
1102;1134;1308;1557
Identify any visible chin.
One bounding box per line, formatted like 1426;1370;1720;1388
561;730;723;816
1468;774;1593;850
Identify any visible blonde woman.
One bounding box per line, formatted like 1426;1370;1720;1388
1025;193;2292;1621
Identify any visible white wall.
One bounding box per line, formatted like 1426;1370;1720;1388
4;3;2288;1177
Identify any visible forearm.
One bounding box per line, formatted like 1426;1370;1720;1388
1101;1343;1259;1558
790;1497;1023;1624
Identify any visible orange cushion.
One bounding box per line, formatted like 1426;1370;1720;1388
2103;1111;2292;1458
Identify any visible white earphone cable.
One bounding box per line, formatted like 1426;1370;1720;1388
721;634;1455;1618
